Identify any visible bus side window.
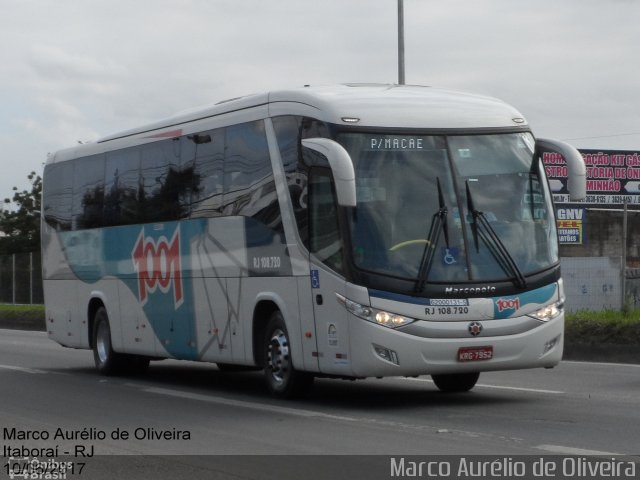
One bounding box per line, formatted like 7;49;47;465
223;120;283;236
43;162;74;231
273;115;309;247
73;154;105;229
308;168;343;273
187;129;225;218
223;121;272;216
140;139;191;222
104;148;140;226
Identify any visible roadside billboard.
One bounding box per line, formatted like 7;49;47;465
543;149;640;208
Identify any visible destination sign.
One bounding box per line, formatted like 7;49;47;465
368;137;424;151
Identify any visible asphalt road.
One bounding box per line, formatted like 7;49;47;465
1;329;639;479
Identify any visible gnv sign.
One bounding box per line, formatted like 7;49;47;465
132;227;183;308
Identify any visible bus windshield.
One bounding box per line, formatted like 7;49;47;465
336;131;558;287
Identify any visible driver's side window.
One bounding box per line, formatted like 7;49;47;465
308;168;343;273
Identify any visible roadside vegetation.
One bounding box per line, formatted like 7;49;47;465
565;308;640;345
0;303;45;330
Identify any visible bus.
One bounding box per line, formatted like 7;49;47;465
42;84;586;398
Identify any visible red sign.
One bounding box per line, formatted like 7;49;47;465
495;298;521;313
544;149;640;207
132;228;183;308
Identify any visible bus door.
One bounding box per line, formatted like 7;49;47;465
191;221;236;364
307;169;351;376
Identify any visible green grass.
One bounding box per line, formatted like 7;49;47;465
0;303;44;314
565;308;640;344
0;303;45;330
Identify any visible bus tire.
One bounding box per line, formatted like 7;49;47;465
92;307;125;376
263;311;313;398
431;372;480;393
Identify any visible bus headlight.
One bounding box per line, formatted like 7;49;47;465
528;301;563;322
336;294;415;329
374;311;414;328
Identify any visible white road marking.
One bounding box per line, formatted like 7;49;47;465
536;444;624;456
402;377;565;394
139;386;357;421
133;385;510;443
0;364;47;374
562;360;640;369
474;384;564;395
132;384;541;451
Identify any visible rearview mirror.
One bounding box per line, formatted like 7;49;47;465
301;138;356;207
536;138;587;201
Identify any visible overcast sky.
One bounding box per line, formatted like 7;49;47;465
1;0;639;201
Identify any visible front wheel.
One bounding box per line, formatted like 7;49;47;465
431;372;480;393
263;311;313;398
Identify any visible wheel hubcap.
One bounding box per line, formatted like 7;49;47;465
267;328;290;385
96;321;109;364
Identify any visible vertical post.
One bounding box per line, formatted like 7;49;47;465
622;199;628;310
398;0;405;85
30;252;33;305
12;253;15;305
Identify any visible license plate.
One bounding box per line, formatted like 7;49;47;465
458;346;493;362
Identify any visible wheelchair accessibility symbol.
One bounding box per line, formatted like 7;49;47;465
311;269;321;289
443;248;458;266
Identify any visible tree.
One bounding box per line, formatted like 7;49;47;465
0;172;42;255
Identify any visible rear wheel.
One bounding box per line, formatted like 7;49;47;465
431;372;480;393
92;307;125;375
263;311;313;398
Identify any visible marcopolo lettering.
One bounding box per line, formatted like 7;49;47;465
445;286;496;295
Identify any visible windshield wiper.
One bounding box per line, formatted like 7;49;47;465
465;181;527;289
414;178;450;293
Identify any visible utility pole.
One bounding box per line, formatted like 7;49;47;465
622;198;628;310
398;0;405;85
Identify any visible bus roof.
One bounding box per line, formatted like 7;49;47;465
268;84;526;130
49;84;528;163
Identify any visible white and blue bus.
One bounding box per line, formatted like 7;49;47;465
42;84;586;398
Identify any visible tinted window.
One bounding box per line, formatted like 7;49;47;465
43;162;73;231
272;116;332;248
301;116;331;140
272;116;299;169
272;117;307;242
140;139;192;222
104;147;140;226
222;120;283;235
184;130;225;218
73;154;104;229
223;121;272;216
309;169;343;273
